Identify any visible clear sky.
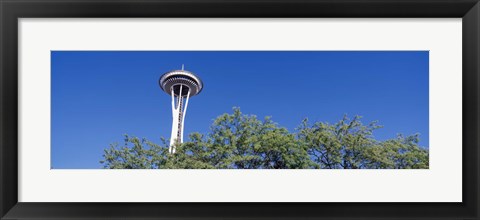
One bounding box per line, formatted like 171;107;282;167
51;51;429;169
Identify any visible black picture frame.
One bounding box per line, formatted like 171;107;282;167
1;0;479;219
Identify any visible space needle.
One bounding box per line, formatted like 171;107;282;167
159;66;203;153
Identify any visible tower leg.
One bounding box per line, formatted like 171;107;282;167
169;85;188;154
180;90;191;143
169;89;180;153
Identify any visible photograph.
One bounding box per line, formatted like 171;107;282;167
51;51;429;169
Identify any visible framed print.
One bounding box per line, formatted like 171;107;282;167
1;0;479;219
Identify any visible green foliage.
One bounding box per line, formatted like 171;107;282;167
101;108;429;169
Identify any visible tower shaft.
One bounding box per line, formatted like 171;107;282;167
169;85;190;153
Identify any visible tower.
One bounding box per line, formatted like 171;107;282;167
159;66;203;153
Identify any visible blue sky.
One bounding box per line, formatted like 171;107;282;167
51;51;429;169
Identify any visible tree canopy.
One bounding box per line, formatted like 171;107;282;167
101;108;429;169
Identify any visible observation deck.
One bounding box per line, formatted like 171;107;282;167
159;70;203;97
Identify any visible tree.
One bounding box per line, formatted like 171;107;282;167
296;115;428;169
101;108;429;169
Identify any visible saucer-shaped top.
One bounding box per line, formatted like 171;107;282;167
159;70;203;97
